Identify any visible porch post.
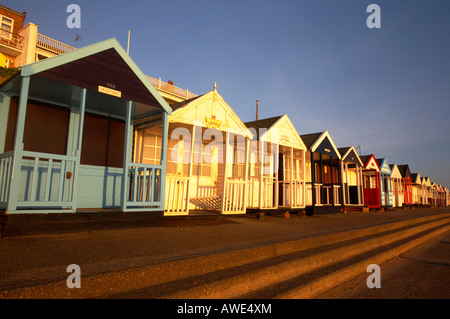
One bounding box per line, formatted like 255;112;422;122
357;166;362;205
160;111;169;211
221;131;230;213
243;137;249;212
290;147;294;208
7;76;30;212
258;139;264;209
311;151;316;208
70;88;86;212
185;123;197;214
340;161;346;205
302;149;306;208
275;143;279;208
121;101;133;212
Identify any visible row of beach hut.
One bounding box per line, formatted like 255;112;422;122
0;39;448;220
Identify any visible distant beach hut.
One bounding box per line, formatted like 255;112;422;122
245;115;307;212
301;131;342;215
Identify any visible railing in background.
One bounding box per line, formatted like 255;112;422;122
333;185;341;205
146;76;198;100
0;151;14;206
314;183;322;205
280;180;305;208
165;175;189;214
37;33;76;55
260;176;276;208
0;29;24;50
291;180;305;208
126;163;162;209
17;151;77;208
222;178;246;213
306;183;313;206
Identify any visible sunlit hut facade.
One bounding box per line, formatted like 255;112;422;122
301;131;342;215
437;184;446;207
390;164;403;208
410;173;421;206
444;187;449;207
397;164;413;207
338;146;364;209
133;84;253;216
244;115;307;212
0;39;171;214
430;183;438;206
420;176;428;206
359;154;381;209
423;176;433;206
376;158;394;209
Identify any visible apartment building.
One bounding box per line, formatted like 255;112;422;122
0;4;26;68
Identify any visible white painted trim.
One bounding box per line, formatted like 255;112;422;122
310;130;341;159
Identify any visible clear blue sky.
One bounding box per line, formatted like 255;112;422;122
6;0;450;187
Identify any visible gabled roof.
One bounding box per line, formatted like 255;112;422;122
397;164;412;179
300;131;341;159
18;38;171;114
360;154;380;172
376;158;392;175
245;114;306;150
244;115;283;135
390;164;402;179
168;88;253;138
338;146;364;166
300;132;322;149
170;94;205;111
411;173;421;184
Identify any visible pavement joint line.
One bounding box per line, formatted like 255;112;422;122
275;224;450;299
156;218;450;299
0;213;449;299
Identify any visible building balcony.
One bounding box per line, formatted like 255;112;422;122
0;29;24;57
146;76;197;104
36;33;76;56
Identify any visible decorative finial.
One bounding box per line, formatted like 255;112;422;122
213;82;217;91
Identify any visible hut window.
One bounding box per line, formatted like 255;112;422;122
193;141;211;177
231;141;246;179
305;152;311;182
134;130;162;166
166;137;190;176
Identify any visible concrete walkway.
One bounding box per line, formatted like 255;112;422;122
1;207;449;293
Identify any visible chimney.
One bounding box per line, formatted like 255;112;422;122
256;100;259;121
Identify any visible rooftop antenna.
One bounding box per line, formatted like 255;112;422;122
127;29;131;55
256;100;259;120
356;145;362;156
75;34;81;49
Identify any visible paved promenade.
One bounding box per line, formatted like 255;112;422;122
1;207;449;293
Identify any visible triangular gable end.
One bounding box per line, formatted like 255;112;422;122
390;164;402;179
310;131;341;159
340;146;364;166
259;114;307;151
363;155;380;172
377;158;392;175
20;38;171;114
397;164;412;179
170;89;253;138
